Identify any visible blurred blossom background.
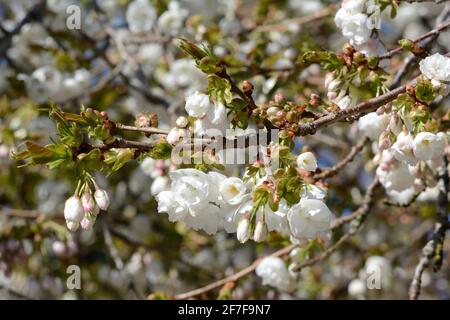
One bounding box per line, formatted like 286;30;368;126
0;0;449;300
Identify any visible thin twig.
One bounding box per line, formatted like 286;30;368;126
313;137;368;181
172;244;296;300
409;157;449;300
103;224;143;299
171;179;380;300
253;5;335;32
379;19;450;60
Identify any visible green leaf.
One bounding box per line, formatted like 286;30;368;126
206;74;233;104
300;51;343;71
148;141;172;160
415;79;436;103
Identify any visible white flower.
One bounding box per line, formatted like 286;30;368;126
94;188;110;210
185;92;211;118
335;0;378;46
419;53;450;83
296;152;318;171
140;157;157;177
265;200;290;236
255;256;292;291
169;169;216;215
126;0;157;33
64;196;85;231
219;177;247;205
206;101;227;125
168;58;204;88
287;199;333;239
390;131;417;165
183;203;222;235
378;161;414;192
358;112;389;140
156;190;188;222
300;184;327;200
413;131;446;161
150;176;170;196
348;279;366;298
138;43;163;75
157;1;189;36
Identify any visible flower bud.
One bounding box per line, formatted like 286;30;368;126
81;192;95;213
336;96;352;110
327;79;342;92
274;92;285;105
167;127;189;145
64;196;85;227
66;220;80;232
324;72;336;89
80;214;97;230
253;220;268;242
237;216;252;243
94;189;110;210
378;131;391;150
242;80;254;94
176;116;189;128
266;107;280;117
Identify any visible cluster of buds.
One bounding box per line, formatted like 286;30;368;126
236;211;269;243
63;180;110;231
254;93;308;138
325;71;353;110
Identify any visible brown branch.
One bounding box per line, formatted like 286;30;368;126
389;4;450;89
253;5;335;32
115;123;169;135
297;84;408;136
171;244;296;300
103;224;143;299
313;137;368;181
409;158;449;300
1;209;42;219
379;19;450;60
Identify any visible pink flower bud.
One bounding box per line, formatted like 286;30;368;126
81;192;95;213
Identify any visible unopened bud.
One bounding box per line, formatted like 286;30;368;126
253;220;268;242
242;80;254;94
64;196;85;228
309;94;321;106
237;216;252;243
94;188;110;211
176;116;189;128
81;192;95;213
274;92;285;105
267;107;280;117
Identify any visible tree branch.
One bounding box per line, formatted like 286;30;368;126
313;137;368;181
409;157;449;300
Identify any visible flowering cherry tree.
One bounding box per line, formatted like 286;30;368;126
1;0;450;300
